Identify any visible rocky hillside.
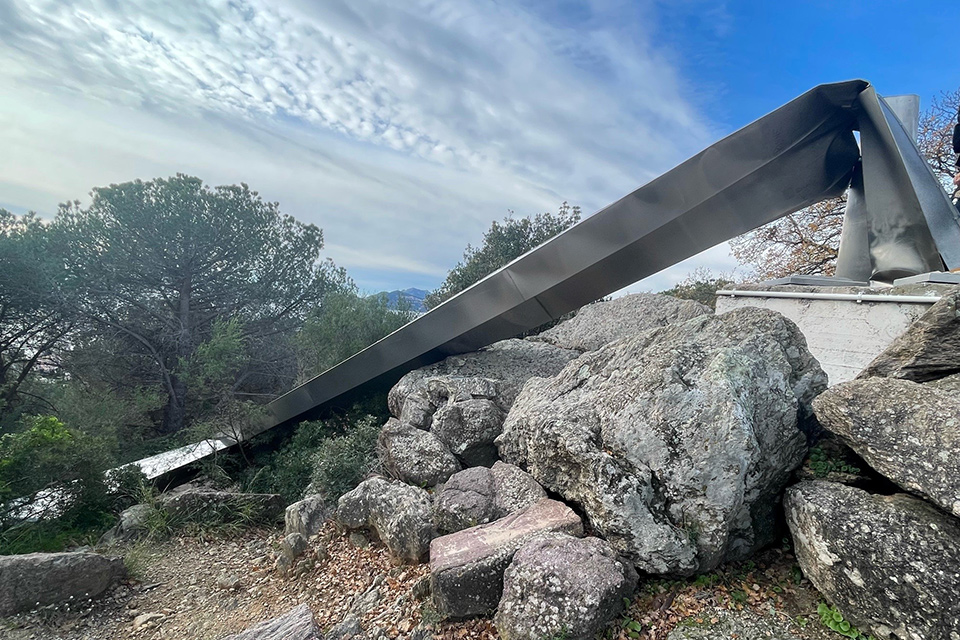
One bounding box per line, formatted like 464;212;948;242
3;289;960;640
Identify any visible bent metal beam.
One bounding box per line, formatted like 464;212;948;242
131;80;960;479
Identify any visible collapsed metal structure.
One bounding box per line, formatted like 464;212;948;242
133;79;960;478
265;79;960;428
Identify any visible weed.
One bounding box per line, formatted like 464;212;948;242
817;602;875;639
807;446;860;478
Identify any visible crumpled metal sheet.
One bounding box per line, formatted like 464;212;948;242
264;79;960;429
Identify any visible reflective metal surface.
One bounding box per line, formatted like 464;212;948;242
256;79;960;432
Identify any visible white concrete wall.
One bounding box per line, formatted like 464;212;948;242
715;295;932;386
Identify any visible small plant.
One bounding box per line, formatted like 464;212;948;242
817;603;875;639
621;616;643;639
808;446;860;478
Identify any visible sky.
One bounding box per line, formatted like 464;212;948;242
2;0;958;295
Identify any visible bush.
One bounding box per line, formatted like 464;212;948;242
308;415;381;501
0;415;146;554
237;400;385;504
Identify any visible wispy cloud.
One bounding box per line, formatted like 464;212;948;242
0;0;715;291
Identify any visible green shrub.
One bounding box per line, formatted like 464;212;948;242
0;415;146;554
309;415;381;501
238;408;383;504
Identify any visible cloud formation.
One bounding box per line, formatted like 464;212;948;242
0;0;720;291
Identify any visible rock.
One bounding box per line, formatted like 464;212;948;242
411;575;431;601
490;461;546;516
285;495;327;538
336;477;433;563
377;418;460;487
813;377;960;517
495;535;637;640
433;463;547;535
274;554;292;575
857;289;960;382
348;532;370;549
387;340;579;466
99;503;154;545
132;612;165;630
217;573;242;590
497;307;826;575
532;292;712;352
281;533;309;561
389;340;579;421
350;585;381;615
433;466;496;534
430;498;583;620
326;613;362;640
431;399;505;467
0;551;126;616
158;490;284;525
221;603;321;640
785;481;960;640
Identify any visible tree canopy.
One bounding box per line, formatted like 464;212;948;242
0;210;70;416
53;174;344;434
425;202;581;309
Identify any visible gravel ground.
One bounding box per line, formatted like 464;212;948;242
0;528;838;640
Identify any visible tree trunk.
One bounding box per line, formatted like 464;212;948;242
161;375;187;434
161;273;193;434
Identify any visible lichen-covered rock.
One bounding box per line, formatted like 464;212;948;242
432;399;505;467
495;535;637;640
430;499;583;620
858;289;960;382
532;292;712;352
99;503;153;545
377;418;460;487
785;481;960;640
498;307;826;575
0;552;126;616
222;603;320;640
389;340;579;422
285;495;327;538
433;463;547;535
158;490;284;525
336;477;433;563
813;378;960;517
490;461;546;516
387;341;578;466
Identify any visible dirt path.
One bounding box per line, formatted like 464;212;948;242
1;526;836;640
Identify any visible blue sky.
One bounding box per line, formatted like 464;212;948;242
1;0;957;294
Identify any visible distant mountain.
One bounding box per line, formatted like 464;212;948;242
379;288;429;313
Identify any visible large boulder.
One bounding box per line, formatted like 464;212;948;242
433;462;546;534
430;499;583;620
0;551;126;616
158;489;284;525
785;481;960;640
222;603;321;640
387;340;579;466
431;399;505;467
433;466;496;534
498;307;826;575
858;289;960;382
377;418;460;487
336;477;433;563
532;292;712;352
813;378;960;517
495;535;637;640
